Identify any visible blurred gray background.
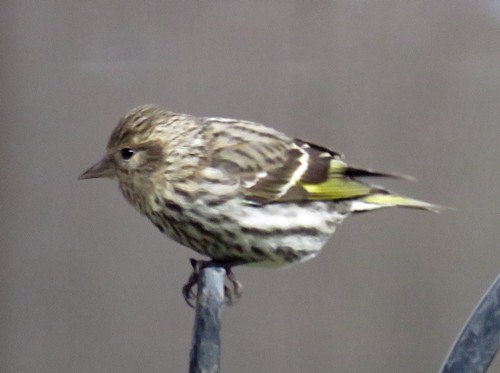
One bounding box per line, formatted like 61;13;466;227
2;1;500;372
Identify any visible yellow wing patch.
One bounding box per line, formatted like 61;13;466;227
299;159;372;200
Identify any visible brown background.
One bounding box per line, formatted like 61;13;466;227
2;1;500;372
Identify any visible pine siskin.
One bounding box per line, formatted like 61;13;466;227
79;104;441;304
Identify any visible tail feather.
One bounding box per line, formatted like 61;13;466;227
351;193;445;213
343;166;415;181
296;153;444;212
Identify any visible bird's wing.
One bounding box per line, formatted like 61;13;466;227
204;120;440;211
205;120;381;203
203;119;306;202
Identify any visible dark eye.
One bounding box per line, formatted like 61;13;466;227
120;148;135;160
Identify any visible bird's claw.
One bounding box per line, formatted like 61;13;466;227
182;270;199;308
182;259;243;308
224;268;243;305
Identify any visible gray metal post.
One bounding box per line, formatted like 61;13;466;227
189;267;225;373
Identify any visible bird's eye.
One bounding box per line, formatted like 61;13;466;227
120;148;135;160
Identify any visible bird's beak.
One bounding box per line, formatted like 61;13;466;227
78;156;115;180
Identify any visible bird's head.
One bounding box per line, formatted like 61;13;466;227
78;105;170;188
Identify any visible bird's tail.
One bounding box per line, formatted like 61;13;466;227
350;192;444;213
297;154;445;212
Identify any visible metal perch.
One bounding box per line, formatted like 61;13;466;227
440;274;500;372
186;265;500;373
189;266;225;373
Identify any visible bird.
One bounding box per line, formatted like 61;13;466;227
79;104;442;306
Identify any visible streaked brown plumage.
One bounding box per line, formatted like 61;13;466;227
79;104;441;304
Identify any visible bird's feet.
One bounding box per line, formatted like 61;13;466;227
181;259;202;308
182;258;243;308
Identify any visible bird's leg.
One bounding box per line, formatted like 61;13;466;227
182;258;244;308
224;267;243;304
182;258;203;308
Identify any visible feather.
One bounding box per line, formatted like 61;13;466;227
353;193;445;213
207;130;438;211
